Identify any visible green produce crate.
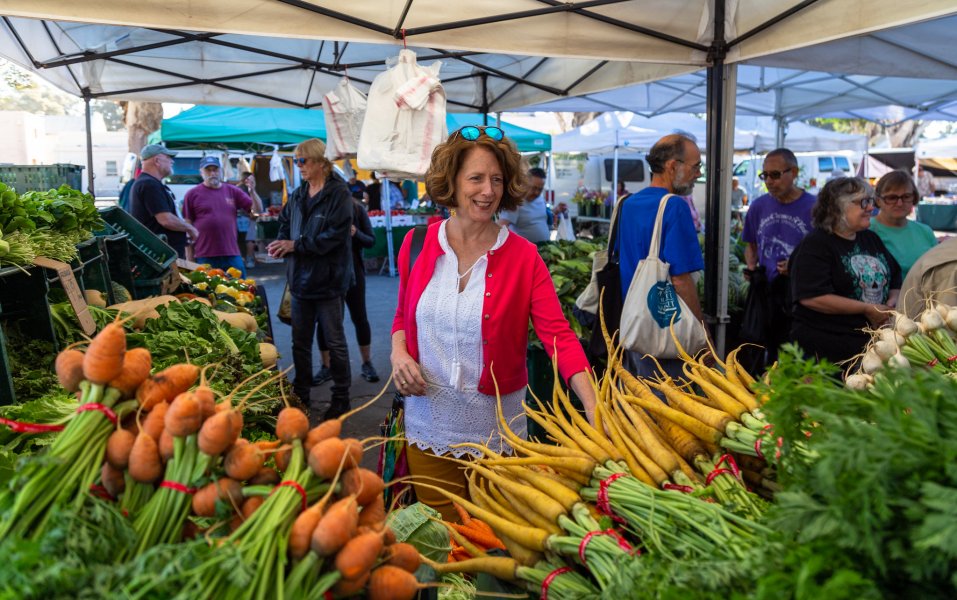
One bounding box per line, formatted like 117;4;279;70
0;163;84;193
0;265;57;405
916;203;957;231
96;206;178;299
368;226;414;258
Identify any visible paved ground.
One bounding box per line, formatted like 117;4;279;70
249;257;398;470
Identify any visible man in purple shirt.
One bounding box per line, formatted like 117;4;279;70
742;147;816;366
183;156;255;276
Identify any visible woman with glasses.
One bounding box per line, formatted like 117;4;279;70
390;125;594;521
268;138;354;422
870;170;937;278
789;176;902;366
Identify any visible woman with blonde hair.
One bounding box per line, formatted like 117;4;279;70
391;126;594;520
268;138;353;422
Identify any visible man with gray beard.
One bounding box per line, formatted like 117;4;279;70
183;156;256;276
617;134;706;380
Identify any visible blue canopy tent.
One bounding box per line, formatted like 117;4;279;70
157;105;550;151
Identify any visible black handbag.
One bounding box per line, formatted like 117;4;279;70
739;266;770;344
585;200;624;359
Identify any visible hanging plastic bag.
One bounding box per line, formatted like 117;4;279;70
556;213;575;241
324;78;367;160
269;149;284;183
357;49;447;178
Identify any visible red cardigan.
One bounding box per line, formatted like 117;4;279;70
392;221;590;396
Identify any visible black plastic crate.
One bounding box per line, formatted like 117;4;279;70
0;265;58;405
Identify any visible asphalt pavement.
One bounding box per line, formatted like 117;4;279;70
249;257;398;470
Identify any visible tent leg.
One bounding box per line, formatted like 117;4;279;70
704;1;735;357
84;92;95;197
383;177;396;277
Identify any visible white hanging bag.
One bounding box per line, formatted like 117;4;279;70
324;78;367;160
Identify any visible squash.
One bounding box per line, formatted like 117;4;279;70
84;289;107;308
111;282;132;304
109;295;179;329
259;343;278;368
212;310;258;333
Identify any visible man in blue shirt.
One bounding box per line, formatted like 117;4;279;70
618;133;706;380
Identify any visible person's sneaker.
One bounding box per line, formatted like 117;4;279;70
360;361;380;383
245;257;255;269
312;365;332;386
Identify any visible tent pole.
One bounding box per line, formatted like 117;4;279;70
83;91;95;197
704;0;733;356
383;176;396;277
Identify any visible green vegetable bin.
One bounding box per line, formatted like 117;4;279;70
0;163;84;194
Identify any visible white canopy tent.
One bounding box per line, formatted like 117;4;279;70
553;112;867;154
2;0;956;351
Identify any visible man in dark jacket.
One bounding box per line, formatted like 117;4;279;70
268;138;353;421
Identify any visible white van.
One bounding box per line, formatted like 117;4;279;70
549;152;707;220
733;151;859;204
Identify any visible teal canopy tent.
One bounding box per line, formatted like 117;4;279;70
155;105;550;152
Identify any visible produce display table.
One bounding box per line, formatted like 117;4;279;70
916;203;957;231
367;225;414;259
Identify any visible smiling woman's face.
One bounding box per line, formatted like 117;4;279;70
453;146;504;224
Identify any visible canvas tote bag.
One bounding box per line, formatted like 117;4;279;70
620;194;708;358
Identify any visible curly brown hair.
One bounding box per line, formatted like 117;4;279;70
424;131;527;212
812;176;872;233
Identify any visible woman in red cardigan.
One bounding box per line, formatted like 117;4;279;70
390;125;595;520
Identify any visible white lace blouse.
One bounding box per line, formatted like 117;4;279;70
404;221;527;458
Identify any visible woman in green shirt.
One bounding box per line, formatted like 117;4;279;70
870;170;937;277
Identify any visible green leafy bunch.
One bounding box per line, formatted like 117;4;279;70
759;346;957;597
18;185;102;237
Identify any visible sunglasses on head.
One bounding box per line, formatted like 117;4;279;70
293;157;308;166
758;168;794;181
451;125;505;142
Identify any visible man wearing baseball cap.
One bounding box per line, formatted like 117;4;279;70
182;155;257;276
129;144;197;259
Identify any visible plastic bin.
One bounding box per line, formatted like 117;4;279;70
0;163;84;193
0;265;58;405
916;203;957;231
76;237;113;303
97;206;178;299
98;233;135;304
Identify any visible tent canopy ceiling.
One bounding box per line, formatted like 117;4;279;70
518;52;957;125
155;105;551;151
0;2;955;113
552;111;867;154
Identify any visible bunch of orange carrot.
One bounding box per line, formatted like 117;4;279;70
0;322;147;541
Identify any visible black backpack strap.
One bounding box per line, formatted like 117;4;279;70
407;224;429;274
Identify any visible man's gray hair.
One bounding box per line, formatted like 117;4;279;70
647;134;696;175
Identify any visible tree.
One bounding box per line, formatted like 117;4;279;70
554;111;604;133
94;101;126;132
0;59;82;116
807;117;925;148
120;101;164;154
